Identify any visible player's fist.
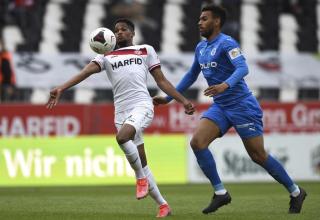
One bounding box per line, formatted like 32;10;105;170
204;82;229;97
152;96;169;106
183;101;195;115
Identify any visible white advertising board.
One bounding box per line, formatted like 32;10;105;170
188;133;320;182
12;53;320;89
12;53;206;89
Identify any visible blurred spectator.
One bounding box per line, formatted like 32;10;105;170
11;0;41;51
0;40;16;103
109;0;147;44
111;0;145;21
0;0;10;42
281;0;301;14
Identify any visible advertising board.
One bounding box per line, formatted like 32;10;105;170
0;135;187;186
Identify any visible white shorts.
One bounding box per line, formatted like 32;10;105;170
115;105;154;146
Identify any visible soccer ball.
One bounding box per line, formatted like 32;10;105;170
89;27;116;54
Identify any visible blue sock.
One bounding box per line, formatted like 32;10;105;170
193;148;225;191
263;154;297;193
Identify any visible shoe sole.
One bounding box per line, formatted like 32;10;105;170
136;193;148;200
156;211;172;218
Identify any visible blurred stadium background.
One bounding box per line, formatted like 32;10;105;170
0;0;320;219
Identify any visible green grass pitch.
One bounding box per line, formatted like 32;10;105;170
0;182;319;220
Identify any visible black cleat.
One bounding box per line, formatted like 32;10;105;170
202;192;232;214
289;187;307;214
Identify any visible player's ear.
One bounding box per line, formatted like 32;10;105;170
214;17;220;26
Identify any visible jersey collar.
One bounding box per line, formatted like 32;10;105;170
206;33;222;45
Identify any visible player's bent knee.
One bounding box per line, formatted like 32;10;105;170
116;134;131;145
190;137;207;150
249;152;267;165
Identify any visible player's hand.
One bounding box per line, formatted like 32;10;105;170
183;101;195;115
152;96;169;106
204;82;229;97
46;87;63;109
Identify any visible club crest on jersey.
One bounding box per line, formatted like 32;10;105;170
210;47;217;56
228;47;242;59
134;50;143;55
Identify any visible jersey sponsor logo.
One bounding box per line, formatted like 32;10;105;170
200;61;217;69
228;47;242;59
111;58;143;70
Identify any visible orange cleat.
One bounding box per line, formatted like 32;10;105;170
156;203;172;218
136;177;148;200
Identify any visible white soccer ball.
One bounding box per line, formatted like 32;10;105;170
89;27;116;54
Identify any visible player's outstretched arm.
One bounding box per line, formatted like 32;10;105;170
150;68;195;115
46;62;101;109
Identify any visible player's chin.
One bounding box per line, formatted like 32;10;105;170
200;31;210;39
116;38;126;44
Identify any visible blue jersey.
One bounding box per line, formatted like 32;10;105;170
169;33;252;106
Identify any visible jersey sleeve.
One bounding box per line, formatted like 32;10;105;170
145;45;161;72
223;38;246;63
222;38;249;88
91;54;105;71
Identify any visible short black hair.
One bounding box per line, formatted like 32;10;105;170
114;18;135;31
201;4;227;28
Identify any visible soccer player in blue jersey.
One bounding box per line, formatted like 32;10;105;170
153;4;306;214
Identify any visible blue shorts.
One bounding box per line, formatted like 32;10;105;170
202;95;263;138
